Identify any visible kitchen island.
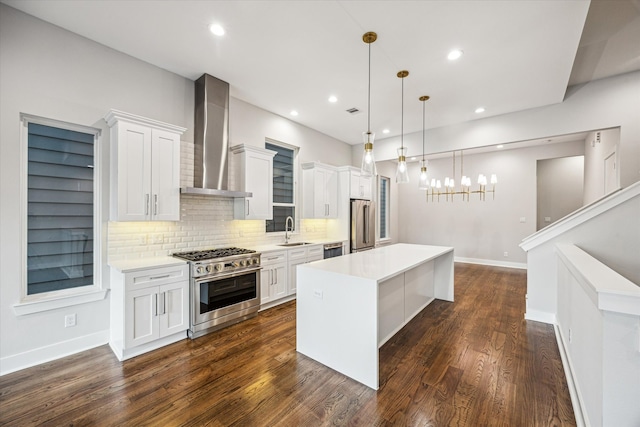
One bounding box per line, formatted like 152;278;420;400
296;243;454;390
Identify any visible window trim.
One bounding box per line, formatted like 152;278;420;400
265;138;299;235
14;114;107;315
377;175;391;244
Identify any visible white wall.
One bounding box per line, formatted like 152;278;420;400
396;141;584;266
537;155;584;231
0;5;351;374
583;128;621;204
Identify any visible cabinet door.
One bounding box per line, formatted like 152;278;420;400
125;287;158;348
159;281;188;338
288;259;306;295
151;129;181;221
324;169;338;217
272;264;287;299
360;175;373;200
349;171;361;199
116;122;152;221
260;268;272;304
246;150;273;219
313;168;328;218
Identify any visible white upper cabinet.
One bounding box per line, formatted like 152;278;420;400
105;110;186;221
231;144;277;220
349;169;373;200
301;162;338;219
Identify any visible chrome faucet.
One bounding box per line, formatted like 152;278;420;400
284;216;294;243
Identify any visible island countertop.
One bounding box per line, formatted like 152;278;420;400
303;243;453;282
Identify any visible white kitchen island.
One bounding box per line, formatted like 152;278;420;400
296;243;454;390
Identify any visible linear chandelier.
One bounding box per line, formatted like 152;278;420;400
426;150;497;202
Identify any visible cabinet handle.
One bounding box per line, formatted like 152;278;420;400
153;293;158;316
269;269;273;286
145;194;150;215
150;274;170;280
154;194;158;216
246;200;249;216
160;292;166;315
266;256;280;261
274;268;278;283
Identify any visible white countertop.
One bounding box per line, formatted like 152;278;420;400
109;256;187;273
299;243;453;282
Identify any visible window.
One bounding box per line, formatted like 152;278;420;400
265;141;297;232
23;115;99;296
378;176;390;240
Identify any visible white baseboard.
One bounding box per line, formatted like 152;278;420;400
554;325;587;427
454;257;527;270
524;309;556;324
0;330;109;376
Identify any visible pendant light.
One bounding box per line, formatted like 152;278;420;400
418;95;430;189
361;32;377;177
396;70;409;183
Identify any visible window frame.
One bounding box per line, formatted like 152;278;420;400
14;114;107;315
265;138;299;235
377;175;391;243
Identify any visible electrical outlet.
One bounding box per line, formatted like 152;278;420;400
569;328;572;343
544;216;551;223
519;217;526;223
64;314;77;328
313;289;323;299
503;252;508;257
139;234;148;245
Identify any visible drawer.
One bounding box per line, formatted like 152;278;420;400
125;264;188;289
261;251;287;265
288;247;307;260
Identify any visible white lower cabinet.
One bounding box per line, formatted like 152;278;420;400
110;263;189;361
287;245;323;295
260;251;287;305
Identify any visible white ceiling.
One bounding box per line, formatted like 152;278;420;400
2;0;639;147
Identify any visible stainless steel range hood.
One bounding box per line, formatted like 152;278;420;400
181;74;252;198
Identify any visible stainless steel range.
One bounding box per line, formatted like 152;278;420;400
173;247;261;339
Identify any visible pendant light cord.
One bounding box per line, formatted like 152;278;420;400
401;76;404;149
422;100;425;162
367;42;371;133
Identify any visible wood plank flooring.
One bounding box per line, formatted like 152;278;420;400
0;263;575;426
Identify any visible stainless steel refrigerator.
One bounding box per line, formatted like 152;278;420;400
350;199;375;253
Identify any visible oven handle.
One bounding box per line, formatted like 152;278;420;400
194;267;262;283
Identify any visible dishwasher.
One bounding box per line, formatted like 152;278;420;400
323;242;343;259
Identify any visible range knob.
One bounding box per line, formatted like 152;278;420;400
232;261;240;268
196;266;205;275
254;258;260;265
215;263;224;272
240;259;247;267
205;264;213;273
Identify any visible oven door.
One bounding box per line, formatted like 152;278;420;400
193;269;260;328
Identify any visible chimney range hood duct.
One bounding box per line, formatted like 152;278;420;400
181;73;252;198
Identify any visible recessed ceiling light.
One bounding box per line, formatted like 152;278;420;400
290;110;298;116
410;157;417;161
382;129;390;134
328;95;337;103
475;107;485;114
447;49;463;61
496;144;504;149
209;23;225;36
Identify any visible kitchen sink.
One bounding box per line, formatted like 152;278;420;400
278;242;313;247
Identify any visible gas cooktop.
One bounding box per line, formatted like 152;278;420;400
172;247;256;262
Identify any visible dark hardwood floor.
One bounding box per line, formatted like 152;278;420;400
0;263;575;426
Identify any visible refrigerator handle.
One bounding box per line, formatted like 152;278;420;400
364;204;369;244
